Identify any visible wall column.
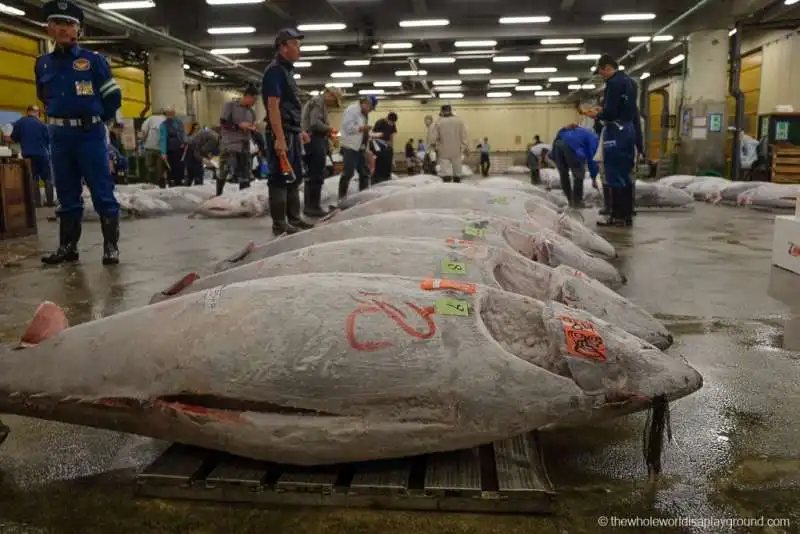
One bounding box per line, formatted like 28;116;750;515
679;29;729;174
148;48;186;115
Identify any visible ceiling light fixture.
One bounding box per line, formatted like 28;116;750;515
438;92;464;99
359;89;385;95
330;71;363;78
293;74;301;79
183;64;190;69
419;57;456;64
535;90;559;96
98;1;154;9
567;84;596;90
459;68;492;75
399;19;450;27
372;42;413;50
344;59;370;66
308;90;321;96
0;2;25;15
492;55;530;63
410;94;433;98
498;16;551;24
487;91;512;98
540;38;584;45
374;81;402;87
395;70;428;76
628;35;674;42
619;65;625;70
729;28;737;36
297;23;347;31
785;0;798;5
210;48;250;55
524;67;557;73
601;13;656;21
490;78;519;85
201;70;216;77
294;61;312;68
206;0;265;4
567;54;601;60
640;72;651;80
515;85;543;91
432;80;462;86
207;26;256;34
301;44;329;52
326;82;353;88
454;40;497;47
669;53;685;64
548;76;579;82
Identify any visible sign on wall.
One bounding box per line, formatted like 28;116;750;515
707;113;723;133
775;121;790;141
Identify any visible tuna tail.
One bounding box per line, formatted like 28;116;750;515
151;272;201;303
19;302;69;347
215;241;256;271
643;394;672;476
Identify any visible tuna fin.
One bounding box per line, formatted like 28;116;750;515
225;241;256;264
20;302;68;346
159;272;200;298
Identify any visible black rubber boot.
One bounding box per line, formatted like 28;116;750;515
304;180;329;217
599;184;611;216
100;215;120;265
630;182;637;217
42;217;81;265
269;187;299;236
239;180;251;191
215;178;225;196
0;419;8;447
287;186;315;230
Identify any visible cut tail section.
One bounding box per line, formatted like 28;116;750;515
20;301;69;346
154;272;200;301
643;394;672;476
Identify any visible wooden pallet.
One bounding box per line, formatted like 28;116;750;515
771;145;800;184
135;432;553;514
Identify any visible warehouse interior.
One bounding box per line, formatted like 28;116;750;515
1;0;800;532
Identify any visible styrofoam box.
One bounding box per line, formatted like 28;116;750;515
772;215;800;275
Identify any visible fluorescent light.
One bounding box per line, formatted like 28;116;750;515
549;76;578;82
344;59;370;66
183;64;190;69
331;71;363;78
455;40;497;47
293;74;301;79
540;38;584;45
459;68;492;75
419;57;456;64
590;66;597;72
99;1;154;9
524;67;557;73
493;55;530;63
628;35;674;42
201;70;216;77
729;28;737;36
536;46;581;52
294;61;312;68
498;16;551;24
326;82;353;88
297;23;347;31
210;48;250;55
308;90;320;96
410;94;432;98
395;70;428;76
601;13;656;21
640;72;651;80
568;84;596;89
669;53;685;65
438;92;464;99
359;89;385;95
535;91;559;96
399;19;450;27
372;42;413;50
433;80;462;86
301;44;329;52
785;0;798;5
515;85;543;91
374;81;402;87
567;54;601;60
207;26;256;34
619;65;625;70
0;2;25;15
487;91;512;98
490;78;519;85
207;0;265;4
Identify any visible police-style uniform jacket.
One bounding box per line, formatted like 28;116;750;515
261;55;302;136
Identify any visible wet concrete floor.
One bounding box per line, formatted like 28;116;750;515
0;199;798;533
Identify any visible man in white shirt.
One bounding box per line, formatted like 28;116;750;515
337;95;376;200
138;109;166;185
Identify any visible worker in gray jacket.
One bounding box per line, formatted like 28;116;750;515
218;84;259;195
301;86;342;216
187;124;220;185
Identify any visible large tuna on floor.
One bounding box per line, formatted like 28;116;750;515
324;184;616;258
214;210;625;287
3;274;701;465
154;236;671;348
633;183;694;208
475;177;568;208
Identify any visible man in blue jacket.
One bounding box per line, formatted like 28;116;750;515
8;105;54;207
582;54;644;227
551;125;599;208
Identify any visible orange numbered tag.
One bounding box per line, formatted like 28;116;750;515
420;278;477;295
558;315;608;362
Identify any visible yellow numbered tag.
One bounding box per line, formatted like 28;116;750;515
491;196;509;205
441;260;467;274
435;298;470;316
463;225;486;237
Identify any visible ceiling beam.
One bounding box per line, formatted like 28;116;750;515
411;0;441;54
198;23;661;48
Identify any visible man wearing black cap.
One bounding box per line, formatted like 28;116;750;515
370;111;398;184
581;54;643;227
262;28;314;236
219;83;259;193
37;0;123;265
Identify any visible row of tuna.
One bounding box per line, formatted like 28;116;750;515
657;175;800;210
2;174;701;468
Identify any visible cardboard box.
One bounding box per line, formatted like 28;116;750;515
772;215;800;275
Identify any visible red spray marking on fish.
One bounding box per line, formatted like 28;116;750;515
346;292;437;352
788;242;800;257
558;315;608;362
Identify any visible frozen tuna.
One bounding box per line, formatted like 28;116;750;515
190;189;271;218
214;210;625;287
2;275;701;465
476;177;568;208
156;236;670;348
325;184;616;258
633;183;694;208
710;181;769;204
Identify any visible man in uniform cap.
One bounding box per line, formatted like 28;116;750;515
37;0;123;265
261;28;315;236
